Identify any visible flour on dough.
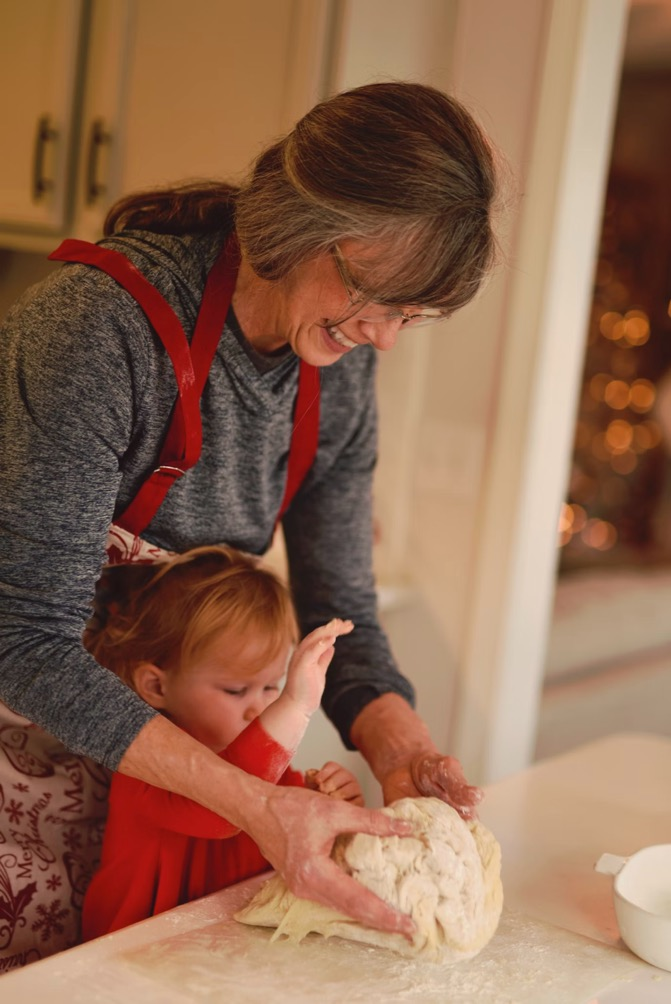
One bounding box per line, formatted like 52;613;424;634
235;796;503;964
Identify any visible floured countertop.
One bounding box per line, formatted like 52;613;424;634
0;873;664;1004
2;734;671;1002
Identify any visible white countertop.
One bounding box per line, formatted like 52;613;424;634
2;732;670;1002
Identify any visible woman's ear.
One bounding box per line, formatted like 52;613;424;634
132;662;169;709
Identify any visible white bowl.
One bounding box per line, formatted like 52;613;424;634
596;845;671;971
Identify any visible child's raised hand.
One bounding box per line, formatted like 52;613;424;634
284;618;353;717
305;761;365;806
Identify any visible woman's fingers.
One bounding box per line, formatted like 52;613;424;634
409;753;483;820
292;857;415;941
259;787;416;936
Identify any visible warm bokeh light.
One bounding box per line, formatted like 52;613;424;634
604;379;630;409
570;503;587;532
629;378;656;413
598;308;650;347
581;518;617;551
633;420;662;451
623;309;650;346
556;502;589;547
599;311;624;340
557;502;574;534
605;419;633;453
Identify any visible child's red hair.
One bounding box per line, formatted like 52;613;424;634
84;545;298;686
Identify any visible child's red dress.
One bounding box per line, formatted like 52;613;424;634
82;718;303;940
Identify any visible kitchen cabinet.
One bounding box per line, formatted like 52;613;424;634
0;0;328;252
0;0;87;237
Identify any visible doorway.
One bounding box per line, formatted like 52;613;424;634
537;0;671;759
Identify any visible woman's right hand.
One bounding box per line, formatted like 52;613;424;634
242;778;415;938
120;716;414;937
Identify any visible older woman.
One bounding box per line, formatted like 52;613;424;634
0;81;499;966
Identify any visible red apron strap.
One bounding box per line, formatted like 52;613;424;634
150;236;240;467
49;239;203;467
48;237;237;535
277;361;320;522
48;236;319;538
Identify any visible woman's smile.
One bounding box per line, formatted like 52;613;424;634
318;325;360;357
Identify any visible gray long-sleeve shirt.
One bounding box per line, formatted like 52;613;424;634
0;229;414;770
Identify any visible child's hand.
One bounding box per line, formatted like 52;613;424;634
305;762;365;806
284;618;353;717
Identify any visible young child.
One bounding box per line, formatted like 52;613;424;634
81;545;362;940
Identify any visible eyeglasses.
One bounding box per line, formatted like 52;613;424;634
330;245;448;327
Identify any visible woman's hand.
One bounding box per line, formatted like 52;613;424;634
382;755;482;820
305;761;365;806
350;693;483;820
246;781;415;939
120;717;415;938
283;618;353;717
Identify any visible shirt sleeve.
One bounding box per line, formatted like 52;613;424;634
0;266;163;767
281;349;415;750
221;717;296;783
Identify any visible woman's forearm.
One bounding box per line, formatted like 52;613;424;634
349;693;437;782
350;692;482;818
117;713;417;940
117;715;271;831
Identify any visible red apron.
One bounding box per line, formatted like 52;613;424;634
0;235;319;969
48;235;321;554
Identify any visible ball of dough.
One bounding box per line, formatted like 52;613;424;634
235;796;503;964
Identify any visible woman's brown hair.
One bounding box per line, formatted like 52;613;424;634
104;81;501;316
84;546;298;688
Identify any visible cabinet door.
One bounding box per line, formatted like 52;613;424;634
70;0;134;242
0;0;84;232
116;0;329;195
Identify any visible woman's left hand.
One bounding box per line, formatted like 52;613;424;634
381;754;482;820
350;693;483;821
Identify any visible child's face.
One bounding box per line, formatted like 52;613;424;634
156;632;290;752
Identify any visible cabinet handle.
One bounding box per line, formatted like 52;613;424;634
32;115;58;202
86;119;112;205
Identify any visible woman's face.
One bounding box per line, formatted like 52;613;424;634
148;632;290;752
244;240;407;366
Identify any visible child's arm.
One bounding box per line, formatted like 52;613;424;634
258;618;353;754
305;761;365;806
